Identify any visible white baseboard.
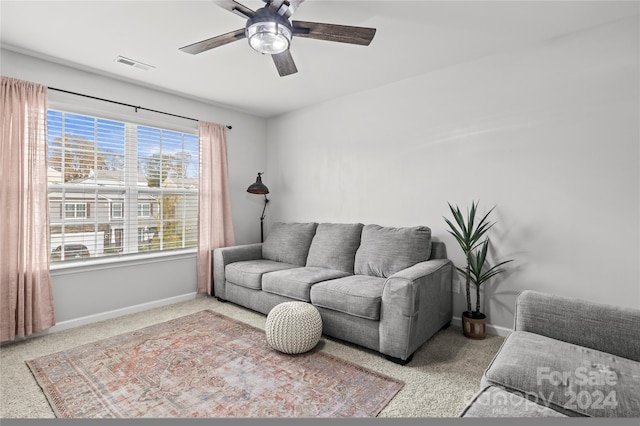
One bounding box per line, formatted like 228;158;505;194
34;297;512;340
39;293;199;336
451;315;513;338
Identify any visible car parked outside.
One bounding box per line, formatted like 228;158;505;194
50;244;91;261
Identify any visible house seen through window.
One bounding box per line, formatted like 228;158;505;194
47;110;199;262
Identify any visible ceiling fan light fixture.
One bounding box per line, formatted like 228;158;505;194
247;22;291;54
246;8;292;55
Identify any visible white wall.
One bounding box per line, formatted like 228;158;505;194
266;17;640;332
1;48;268;325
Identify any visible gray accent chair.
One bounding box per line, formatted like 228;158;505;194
460;290;640;417
213;222;453;364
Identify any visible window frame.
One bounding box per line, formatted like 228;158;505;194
137;202;151;218
111;202;123;219
46;101;200;268
64;202;87;219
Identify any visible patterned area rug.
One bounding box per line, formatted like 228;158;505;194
26;310;404;418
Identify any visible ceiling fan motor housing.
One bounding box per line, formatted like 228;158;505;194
246;7;293;54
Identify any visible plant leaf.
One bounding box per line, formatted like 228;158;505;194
468;206;496;249
467;201;476;241
444;218;467;254
454;266;467;277
467;238;513;286
471;259;513;286
450;203;469;243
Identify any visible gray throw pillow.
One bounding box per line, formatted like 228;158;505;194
354;224;431;278
262;222;318;266
305;223;364;273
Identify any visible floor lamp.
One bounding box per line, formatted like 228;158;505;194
247;172;270;243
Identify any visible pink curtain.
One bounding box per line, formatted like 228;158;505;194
197;122;235;294
1;77;55;341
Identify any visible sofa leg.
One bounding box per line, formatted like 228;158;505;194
385;353;414;365
215;296;227;303
441;320;451;330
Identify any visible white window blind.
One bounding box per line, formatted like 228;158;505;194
47;109;199;262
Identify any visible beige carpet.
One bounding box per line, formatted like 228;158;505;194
1;296;504;418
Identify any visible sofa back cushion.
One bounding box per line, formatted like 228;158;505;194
305;223;364;273
262;222;318;266
354;224;431;278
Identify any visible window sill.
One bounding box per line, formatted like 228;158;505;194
49;248;197;276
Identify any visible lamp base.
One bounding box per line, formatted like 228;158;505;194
260;195;269;243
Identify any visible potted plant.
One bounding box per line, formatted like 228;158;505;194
444;201;513;339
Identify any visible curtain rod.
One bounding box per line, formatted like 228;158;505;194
48;87;232;130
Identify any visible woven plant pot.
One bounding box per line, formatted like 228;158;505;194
265;302;323;354
462;311;486;340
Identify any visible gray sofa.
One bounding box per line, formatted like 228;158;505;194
213;222;453;364
461;290;640;417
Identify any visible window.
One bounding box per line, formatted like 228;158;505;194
47;110;199;262
111;203;123;219
137;203;151;217
64;203;87;219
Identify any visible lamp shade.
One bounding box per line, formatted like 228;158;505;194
247;173;269;195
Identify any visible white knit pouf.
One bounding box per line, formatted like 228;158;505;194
265;302;323;354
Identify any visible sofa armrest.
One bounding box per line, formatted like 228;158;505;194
515;290;640;361
212;243;263;299
379;259;453;360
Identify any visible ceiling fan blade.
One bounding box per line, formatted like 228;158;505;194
213;0;255;19
272;50;298;77
267;0;305;18
292;21;376;46
179;28;246;55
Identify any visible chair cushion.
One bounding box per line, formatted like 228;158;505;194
354;224;431;278
262;222;318;266
310;275;386;320
484;331;640;417
225;260;297;290
305;223;364;273
460;386;567;417
262;267;350;302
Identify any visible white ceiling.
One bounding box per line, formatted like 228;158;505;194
1;1;638;117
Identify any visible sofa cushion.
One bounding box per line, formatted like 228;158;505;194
226;260;298;290
460;386;567;417
262;267;351;302
484;331;640;417
354;224;431;278
262;222;318;266
310;275;386;320
305;223;364;273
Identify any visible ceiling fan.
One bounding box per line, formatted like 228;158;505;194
179;0;377;77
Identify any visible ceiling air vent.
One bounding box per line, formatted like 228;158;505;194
114;56;155;71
